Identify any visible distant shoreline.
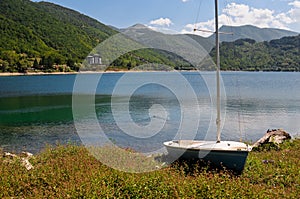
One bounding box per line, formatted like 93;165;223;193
0;71;129;77
0;70;176;76
0;70;298;77
0;72;77;77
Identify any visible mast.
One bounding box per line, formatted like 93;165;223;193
215;0;221;143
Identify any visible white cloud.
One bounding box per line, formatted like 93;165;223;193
182;0;189;2
182;1;300;37
181;14;234;37
289;0;300;8
150;18;173;27
288;1;300;24
181;20;215;37
147;25;179;34
222;3;291;29
148;18;177;34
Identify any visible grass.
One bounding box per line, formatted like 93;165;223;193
0;139;299;198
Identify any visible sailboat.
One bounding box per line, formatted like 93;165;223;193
163;0;252;173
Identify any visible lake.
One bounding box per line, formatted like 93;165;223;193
0;71;300;154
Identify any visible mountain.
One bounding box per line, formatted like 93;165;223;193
116;24;299;71
121;24;299;53
113;23;299;71
106;24;199;71
216;25;299;42
212;35;300;71
0;0;298;73
0;0;117;72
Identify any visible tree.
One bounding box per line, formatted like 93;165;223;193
33;58;39;69
0;60;9;72
39;56;57;71
16;60;28;73
67;58;75;68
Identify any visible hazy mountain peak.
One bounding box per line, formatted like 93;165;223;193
130;23;149;29
218;25;298;42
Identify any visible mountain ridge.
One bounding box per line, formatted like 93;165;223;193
123;23;299;52
0;0;117;72
0;0;299;72
217;25;298;42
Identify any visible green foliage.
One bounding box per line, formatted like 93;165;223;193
109;34;299;72
253;139;297;152
0;139;299;198
0;0;299;73
0;0;117;72
252;142;281;152
110;49;192;71
214;35;300;71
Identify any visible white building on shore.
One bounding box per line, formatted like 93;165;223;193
87;54;102;65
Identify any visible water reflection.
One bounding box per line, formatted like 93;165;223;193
0;72;300;153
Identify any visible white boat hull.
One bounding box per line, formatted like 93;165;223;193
164;140;251;173
163;0;252;174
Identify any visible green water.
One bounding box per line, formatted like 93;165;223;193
1;72;300;153
0;95;73;126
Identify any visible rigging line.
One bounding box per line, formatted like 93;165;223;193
232;33;247;142
236;76;245;142
194;0;203;31
218;0;248;40
193;29;233;34
223;0;232;24
223;0;246;142
223;0;235;40
229;28;246;142
233;44;247;142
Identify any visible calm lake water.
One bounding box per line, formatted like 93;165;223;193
0;72;300;153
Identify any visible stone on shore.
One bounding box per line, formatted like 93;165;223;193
3;151;34;170
252;129;292;149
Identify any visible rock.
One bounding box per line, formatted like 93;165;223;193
252;129;292;148
4;152;18;159
3;151;34;171
262;160;275;164
21;151;34;158
21;158;34;170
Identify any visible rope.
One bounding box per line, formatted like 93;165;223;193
223;0;247;142
194;0;203;32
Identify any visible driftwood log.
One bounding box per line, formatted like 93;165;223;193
252;129;291;148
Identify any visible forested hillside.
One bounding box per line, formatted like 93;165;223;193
0;0;192;72
112;34;300;72
214;35;300;71
0;0;117;72
0;0;299;73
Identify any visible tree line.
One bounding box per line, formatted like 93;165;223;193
0;0;299;73
215;35;300;71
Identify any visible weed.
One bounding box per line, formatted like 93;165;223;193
0;140;299;198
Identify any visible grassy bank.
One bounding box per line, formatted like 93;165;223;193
1;139;299;198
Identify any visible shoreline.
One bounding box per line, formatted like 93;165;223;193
0;70;176;77
1;139;299;198
0;70;299;77
0;72;78;77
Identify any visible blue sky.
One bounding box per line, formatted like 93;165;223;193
33;0;300;36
